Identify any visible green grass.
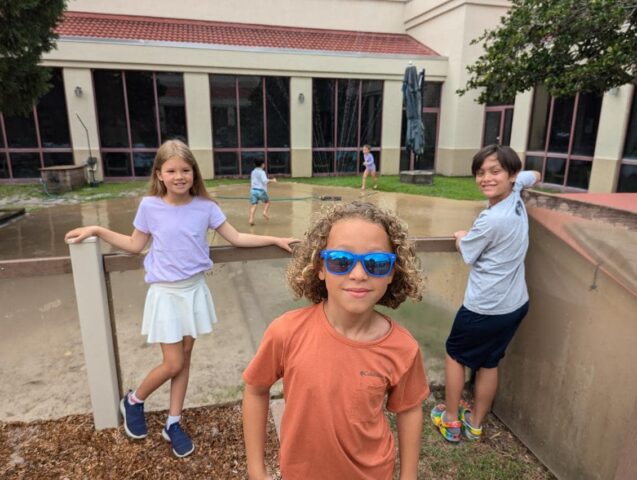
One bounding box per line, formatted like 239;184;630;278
282;175;483;200
389;398;555;480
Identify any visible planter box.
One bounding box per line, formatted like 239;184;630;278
40;165;86;194
399;170;434;185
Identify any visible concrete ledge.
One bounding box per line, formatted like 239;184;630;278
399;170;434;185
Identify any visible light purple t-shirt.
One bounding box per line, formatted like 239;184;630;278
133;196;227;283
363;152;375;170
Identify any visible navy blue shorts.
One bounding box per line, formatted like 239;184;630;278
445;301;529;370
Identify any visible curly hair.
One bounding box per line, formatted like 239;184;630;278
286;201;423;308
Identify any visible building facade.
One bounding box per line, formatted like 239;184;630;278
1;0;634;192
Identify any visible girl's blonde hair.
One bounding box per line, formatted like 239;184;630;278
286;201;423;308
148;139;213;201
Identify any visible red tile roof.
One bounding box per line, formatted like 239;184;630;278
57;12;439;57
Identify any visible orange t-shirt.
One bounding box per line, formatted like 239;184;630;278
243;303;430;480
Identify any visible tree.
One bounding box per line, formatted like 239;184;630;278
0;0;67;116
458;0;637;104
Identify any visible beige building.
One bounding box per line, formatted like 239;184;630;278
1;0;635;192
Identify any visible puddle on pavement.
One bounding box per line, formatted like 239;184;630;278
1;182;482;421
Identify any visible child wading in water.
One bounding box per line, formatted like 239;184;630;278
248;158;277;226
431;144;540;442
243;201;429;480
65;139;297;458
361;144;378;190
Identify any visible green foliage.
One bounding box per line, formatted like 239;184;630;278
459;0;637;104
0;0;67;116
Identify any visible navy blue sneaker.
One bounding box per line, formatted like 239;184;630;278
119;391;148;439
162;423;195;458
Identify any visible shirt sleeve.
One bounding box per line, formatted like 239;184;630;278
242;317;286;387
514;170;538;191
459;214;493;265
259;169;270;184
209;201;227;230
386;349;429;413
133;198;150;233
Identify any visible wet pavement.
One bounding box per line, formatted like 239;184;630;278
0;182;484;260
1;182;483;421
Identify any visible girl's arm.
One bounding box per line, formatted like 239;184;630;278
65;226;150;254
216;221;297;252
243;383;274;480
396;405;423;480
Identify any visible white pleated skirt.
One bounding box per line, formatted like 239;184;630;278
141;273;217;344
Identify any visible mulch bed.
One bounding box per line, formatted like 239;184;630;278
0;402;280;479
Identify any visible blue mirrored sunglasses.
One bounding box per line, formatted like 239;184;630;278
320;250;396;277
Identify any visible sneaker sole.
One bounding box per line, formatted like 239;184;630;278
162;429;195;458
119;398;148;439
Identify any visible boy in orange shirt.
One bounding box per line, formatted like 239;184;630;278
243;202;430;480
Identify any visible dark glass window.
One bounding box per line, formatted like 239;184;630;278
313;80;335;148
214;151;239;176
127;71;158;148
157;72;187;142
423;83;442;108
619;91;637;192
502;109;513;146
313;79;384;175
0;68;73;180
617;164;637;192
210;75;290;177
566;160;592;189
268;151;291;175
483;111;501;146
401;82;441;171
5;111;38;148
527;87;601;189
10;153;41;178
38;69;71;148
524;155;544;173
266;77;290;148
94;70;128;148
528;85;551;151
337;79;359;148
571;92;602;157
211;75;238;148
239;77;264;148
94;69;187;177
360;80;383;147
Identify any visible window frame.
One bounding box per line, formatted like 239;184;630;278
210;75;291;178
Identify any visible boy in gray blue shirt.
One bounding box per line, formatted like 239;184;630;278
249;158;277;226
431;144;540;443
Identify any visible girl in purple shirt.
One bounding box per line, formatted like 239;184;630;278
65;139;296;458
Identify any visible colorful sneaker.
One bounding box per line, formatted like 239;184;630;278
459;401;483;441
119;390;148;439
162;423;195;458
430;404;462;442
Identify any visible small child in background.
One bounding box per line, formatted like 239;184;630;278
431;144;540;443
65;140;297;458
249;158;277;226
361;144;378;190
243;201;429;480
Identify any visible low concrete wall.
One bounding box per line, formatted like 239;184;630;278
494;214;637;480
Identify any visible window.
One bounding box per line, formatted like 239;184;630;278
618;88;637;192
0;69;73;180
93;70;187;178
400;82;441;171
526;85;602;190
312;79;383;175
210;75;290;177
482;105;514;147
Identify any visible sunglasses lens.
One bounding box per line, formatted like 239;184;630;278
364;253;393;276
325;252;355;274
